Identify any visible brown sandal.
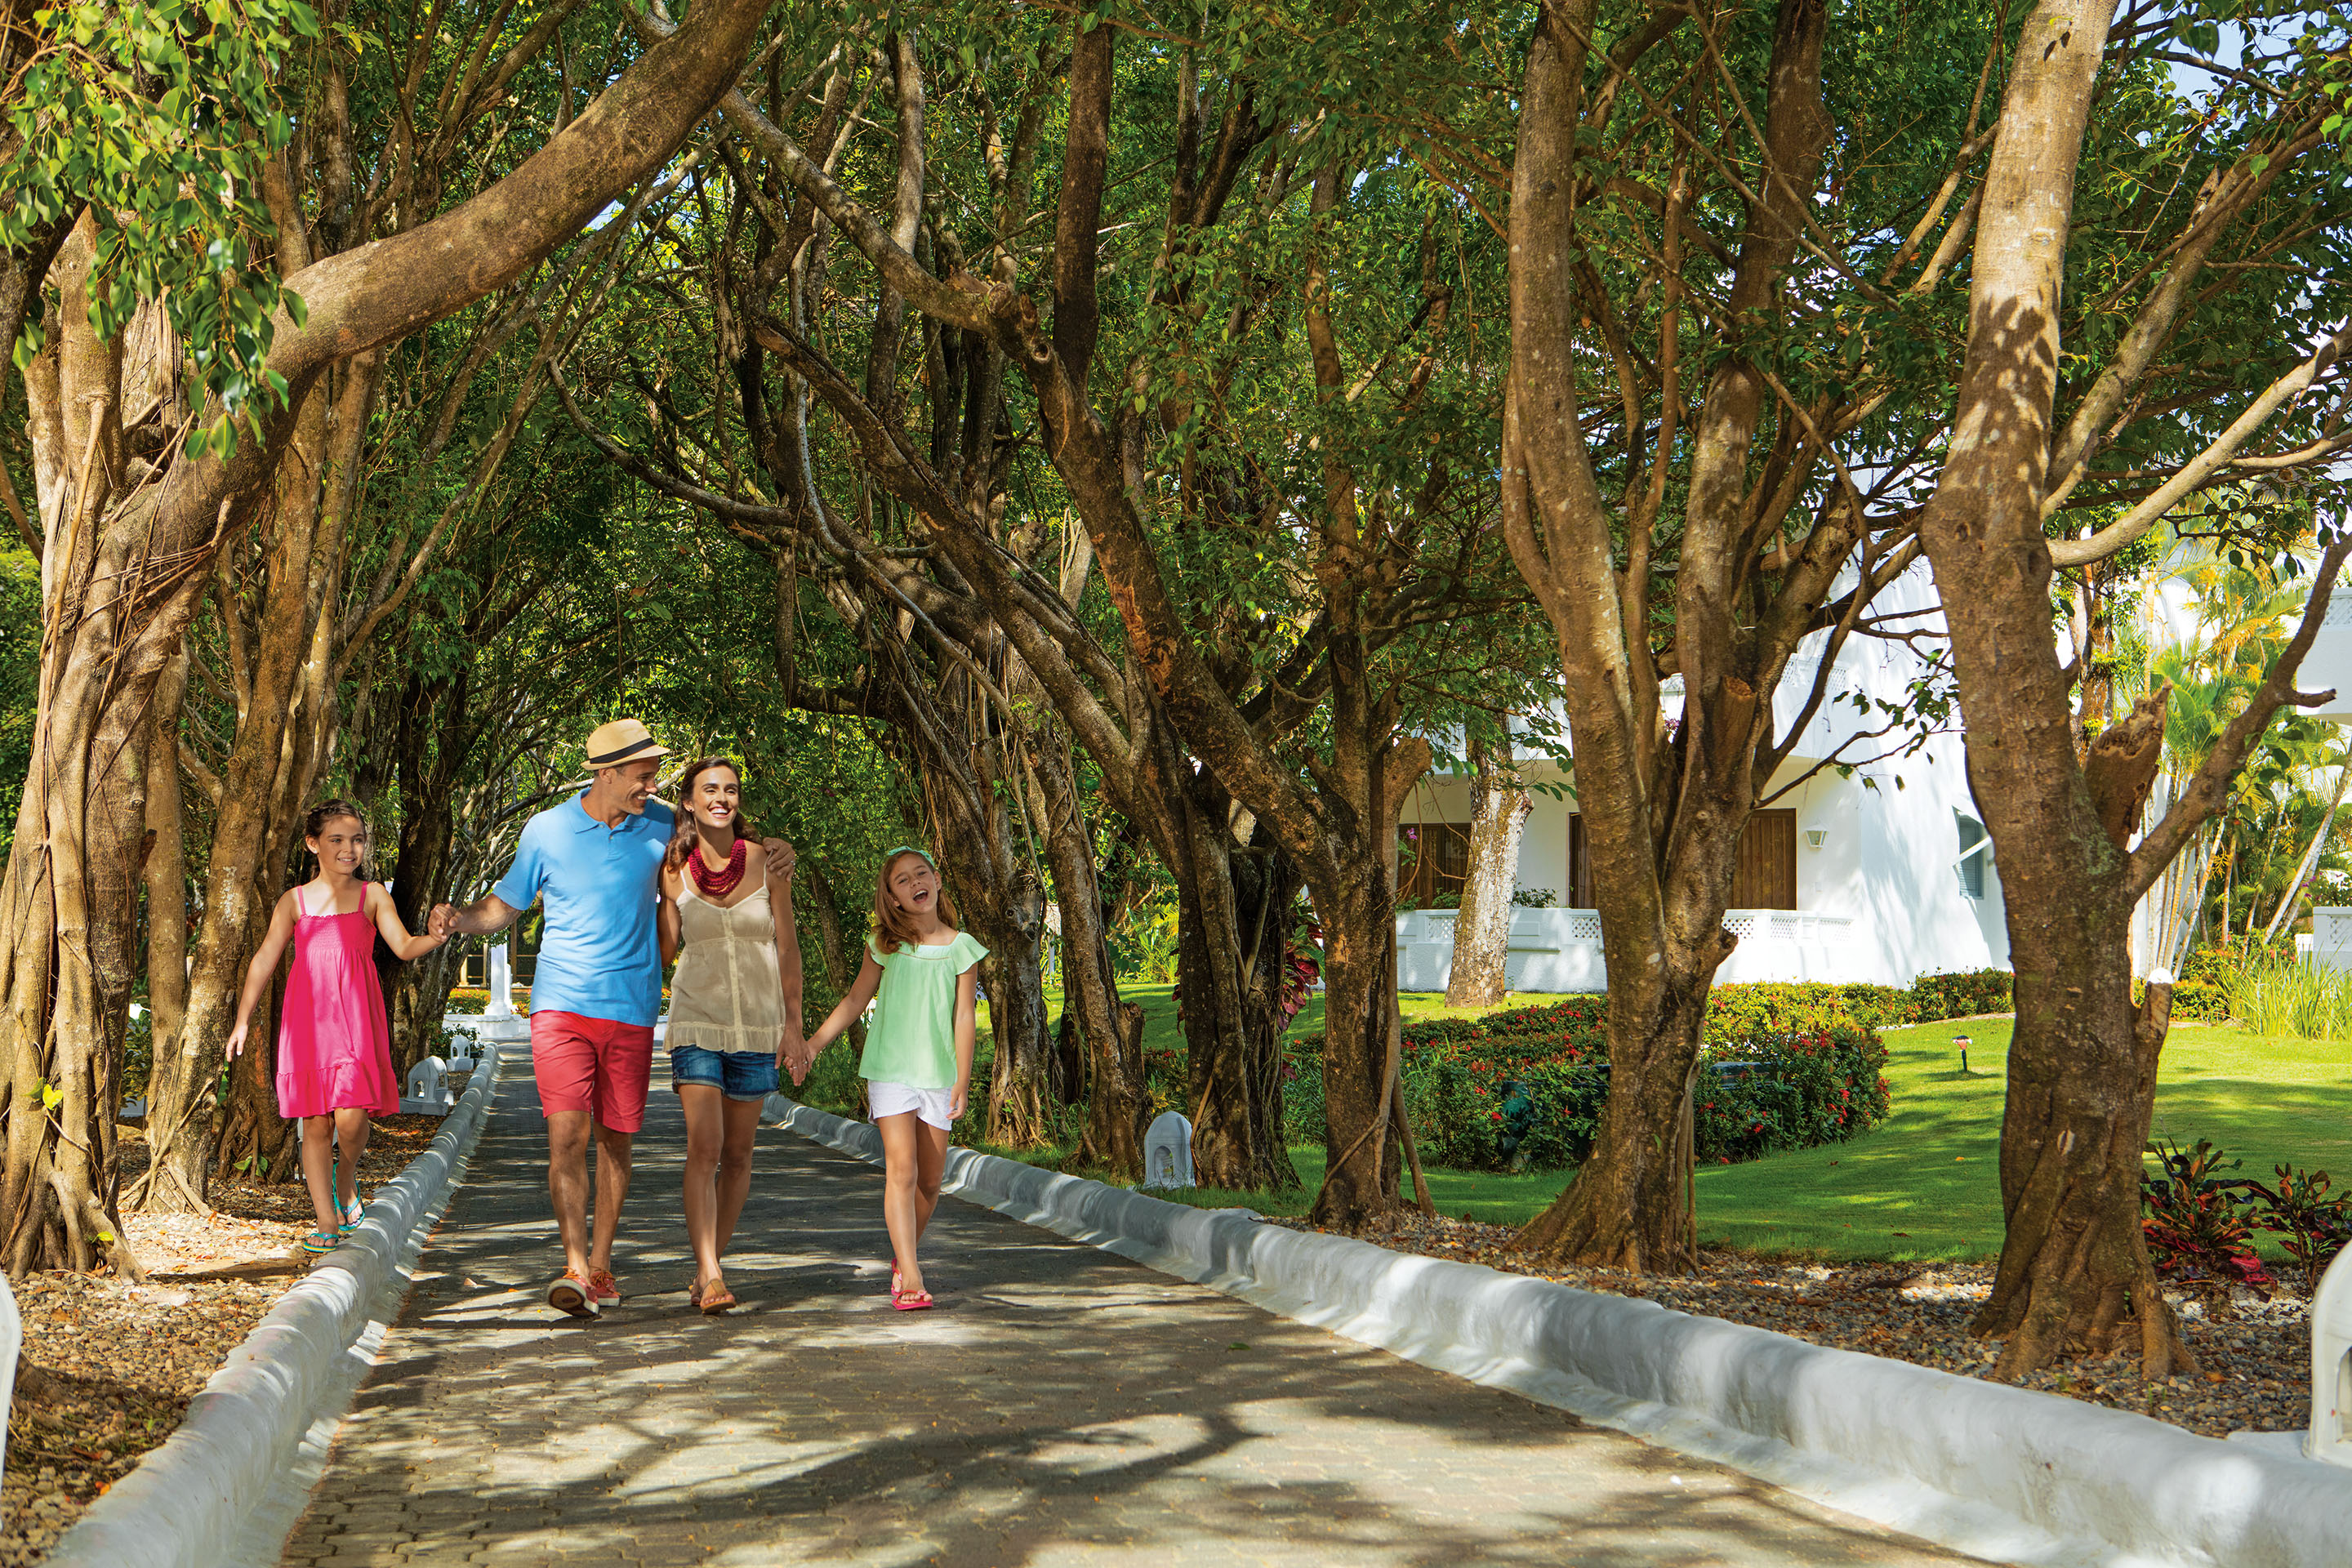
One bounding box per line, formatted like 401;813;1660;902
698;1277;736;1313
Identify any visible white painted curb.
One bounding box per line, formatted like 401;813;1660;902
47;1045;506;1568
765;1094;2352;1568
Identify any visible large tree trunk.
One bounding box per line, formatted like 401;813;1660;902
381;672;472;1070
1169;782;1303;1192
1;225;170;1272
142;648;190;1088
1908;0;2203;1379
1305;727;1428;1229
1497;0;1838;1272
1034;738;1145;1178
1446;733;1531;1006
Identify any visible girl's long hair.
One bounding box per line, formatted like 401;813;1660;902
871;848;958;955
666;757;756;871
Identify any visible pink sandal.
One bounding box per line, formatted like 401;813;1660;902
891;1286;933;1312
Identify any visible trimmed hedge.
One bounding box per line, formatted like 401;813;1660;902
1286;984;1894;1171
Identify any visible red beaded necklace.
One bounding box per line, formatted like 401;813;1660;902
689;836;749;898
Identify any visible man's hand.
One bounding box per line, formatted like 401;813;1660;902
762;837;795;887
433;894;519;938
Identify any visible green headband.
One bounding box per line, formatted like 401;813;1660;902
884;845;935;869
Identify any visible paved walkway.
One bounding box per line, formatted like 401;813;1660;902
277;1062;1984;1567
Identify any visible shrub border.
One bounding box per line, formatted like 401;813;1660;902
767;1092;2352;1568
46;1048;505;1568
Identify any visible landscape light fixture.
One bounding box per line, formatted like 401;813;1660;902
1955;1033;1971;1073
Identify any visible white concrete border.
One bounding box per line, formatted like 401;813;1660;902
0;1272;17;1486
766;1094;2352;1568
46;1045;506;1568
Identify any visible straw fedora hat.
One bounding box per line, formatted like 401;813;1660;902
583;718;669;769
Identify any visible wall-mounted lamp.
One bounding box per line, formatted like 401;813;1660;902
1804;828;1827;849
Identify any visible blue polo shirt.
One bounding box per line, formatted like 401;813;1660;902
492;794;675;1027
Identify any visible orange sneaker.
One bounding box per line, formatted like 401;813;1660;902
547;1270;599;1319
587;1268;622;1307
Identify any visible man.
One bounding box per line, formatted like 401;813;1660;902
431;718;780;1317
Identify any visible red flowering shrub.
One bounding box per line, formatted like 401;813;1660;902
1287;985;1893;1169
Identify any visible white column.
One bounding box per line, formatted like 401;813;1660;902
486;942;514;1019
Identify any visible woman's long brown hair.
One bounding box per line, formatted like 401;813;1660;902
871;848;959;954
666;757;756;871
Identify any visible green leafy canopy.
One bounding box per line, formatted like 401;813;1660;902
2;0;327;457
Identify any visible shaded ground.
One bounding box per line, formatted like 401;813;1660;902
2;1114;447;1566
274;1064;1984;1566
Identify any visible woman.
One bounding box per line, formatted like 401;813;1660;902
658;756;804;1312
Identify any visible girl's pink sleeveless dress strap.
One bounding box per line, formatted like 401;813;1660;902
275;889;399;1120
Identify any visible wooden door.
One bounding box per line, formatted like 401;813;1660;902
1732;809;1797;908
1567;813;1593;906
1570;808;1795;907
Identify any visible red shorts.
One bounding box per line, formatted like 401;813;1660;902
529;1011;655;1133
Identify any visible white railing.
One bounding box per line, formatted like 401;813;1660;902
1395;906;1862;990
1722;910;1857;943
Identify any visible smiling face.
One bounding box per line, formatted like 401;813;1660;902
886;853;939;919
307;814;366;880
592;756;663;817
687;764;742;835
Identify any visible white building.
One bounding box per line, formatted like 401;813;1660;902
1396;568;2011;991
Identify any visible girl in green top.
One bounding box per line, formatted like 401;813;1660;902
795;846;987;1311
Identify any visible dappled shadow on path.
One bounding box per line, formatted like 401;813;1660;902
278;1063;1983;1566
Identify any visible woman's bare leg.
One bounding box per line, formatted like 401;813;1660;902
299;1116;338;1232
679;1084;726;1290
712;1094;764;1261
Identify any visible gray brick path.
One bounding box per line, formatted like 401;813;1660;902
277;1059;1984;1566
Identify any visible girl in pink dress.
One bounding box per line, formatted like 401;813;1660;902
227;801;448;1257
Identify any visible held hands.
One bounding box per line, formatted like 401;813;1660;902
427;903;457;938
777;1031;813;1086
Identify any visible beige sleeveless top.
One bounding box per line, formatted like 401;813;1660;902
667;883;783;1054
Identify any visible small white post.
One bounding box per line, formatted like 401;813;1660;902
2308;1244;2352;1466
486;942;514;1019
1141;1111;1196;1190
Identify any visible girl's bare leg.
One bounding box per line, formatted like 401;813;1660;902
913;1121;950;1241
712;1095;764;1260
878;1112;930;1295
679;1084;726;1291
299;1116;339;1232
332;1107;371;1214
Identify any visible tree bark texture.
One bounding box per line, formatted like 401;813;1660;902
1446;733;1532;1007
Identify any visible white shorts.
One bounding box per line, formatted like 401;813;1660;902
866;1080;956;1129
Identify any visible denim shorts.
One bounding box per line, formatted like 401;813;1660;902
669;1045;779;1102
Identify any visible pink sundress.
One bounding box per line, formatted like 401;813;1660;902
274;886;399;1119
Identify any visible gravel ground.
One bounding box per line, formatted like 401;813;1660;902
1324;1210;2310;1441
2;1113;445;1567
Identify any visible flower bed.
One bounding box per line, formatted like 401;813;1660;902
1286;987;1892;1170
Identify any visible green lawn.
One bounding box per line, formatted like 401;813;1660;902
1089;991;2352;1263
